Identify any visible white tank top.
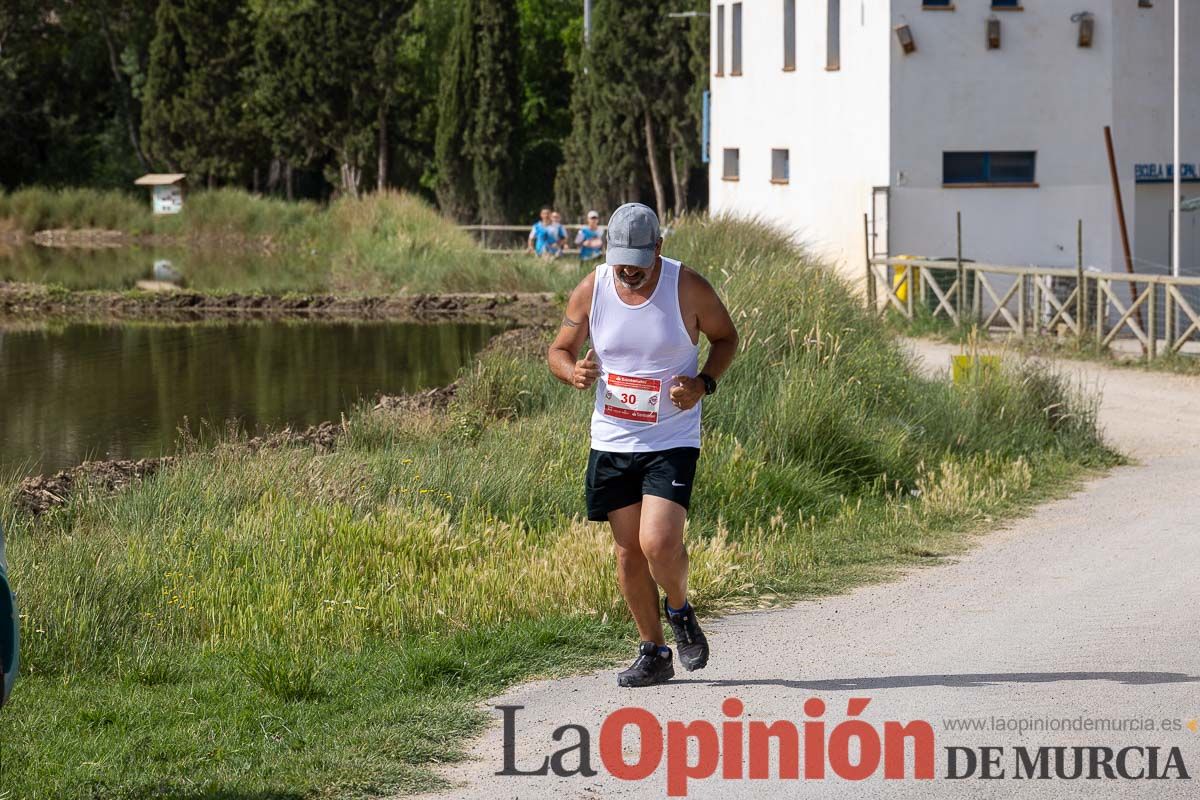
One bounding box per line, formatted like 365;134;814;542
589;257;701;452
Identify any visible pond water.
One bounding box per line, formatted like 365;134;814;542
0;320;501;477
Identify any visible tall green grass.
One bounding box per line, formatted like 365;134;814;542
0;187;149;233
0;217;1115;798
0;186;314;237
1;189;582;294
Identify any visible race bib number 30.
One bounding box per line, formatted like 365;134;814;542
603;373;661;423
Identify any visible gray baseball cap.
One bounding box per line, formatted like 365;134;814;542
605;203;660;268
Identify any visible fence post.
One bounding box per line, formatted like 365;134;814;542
1147;282;1157;359
1017;274;1026;337
1165;283;1175;352
973;267;983;325
956;211;964;324
1076;219;1086;339
863;213;875;312
906;263;914;320
1096;278;1105;346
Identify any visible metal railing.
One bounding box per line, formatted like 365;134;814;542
867;256;1200;358
457;223;607;255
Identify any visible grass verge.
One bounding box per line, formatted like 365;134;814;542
0;189;584;295
0;217;1118;798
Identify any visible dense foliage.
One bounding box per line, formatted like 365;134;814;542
1;0;706;221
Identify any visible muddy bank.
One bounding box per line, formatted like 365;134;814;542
5;226;278;253
16;458;175;516
0;282;559;325
13;389;450;517
12;325;553;515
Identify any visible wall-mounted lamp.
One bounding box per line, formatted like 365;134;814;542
1073;12;1094;48
895;24;916;55
987;16;1001;50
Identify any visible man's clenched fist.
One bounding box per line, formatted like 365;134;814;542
574;348;600;390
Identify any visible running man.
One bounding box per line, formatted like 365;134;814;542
575;210;604;261
548;203;738;687
527;206;552;255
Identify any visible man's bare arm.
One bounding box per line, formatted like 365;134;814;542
669;268;739;410
688;269;739;381
548;273;599;389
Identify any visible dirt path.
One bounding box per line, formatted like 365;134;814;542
413;340;1200;799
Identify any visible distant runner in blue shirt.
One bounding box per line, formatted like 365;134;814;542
527;206;553;255
545;211;568;257
575;210;604;261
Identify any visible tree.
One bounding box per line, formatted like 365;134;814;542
467;0;521;224
434;0;480;221
86;0;157;172
249;1;421;199
555;0;707;220
141;0;259;184
513;0;576;219
1;0;155;188
434;0;521;224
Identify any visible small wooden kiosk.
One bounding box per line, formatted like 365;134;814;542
134;173;187;215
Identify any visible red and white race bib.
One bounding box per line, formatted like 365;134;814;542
602;373;661;423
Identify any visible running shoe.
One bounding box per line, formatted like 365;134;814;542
664;599;709;671
617;641;675;687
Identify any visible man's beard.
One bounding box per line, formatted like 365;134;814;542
616;264;654;290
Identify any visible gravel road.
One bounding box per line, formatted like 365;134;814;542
411;340;1200;799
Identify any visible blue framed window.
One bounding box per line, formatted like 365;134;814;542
991;0;1021;7
943;151;1036;185
922;0;953;7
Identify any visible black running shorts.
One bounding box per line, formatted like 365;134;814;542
585;447;700;522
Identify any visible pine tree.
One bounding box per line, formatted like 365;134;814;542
468;0;521;225
141;0;257;183
434;0;480;221
555;0;707;220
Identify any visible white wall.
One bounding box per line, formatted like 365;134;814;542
887;0;1115;269
1113;0;1200;276
708;0;1200;281
708;0;891;281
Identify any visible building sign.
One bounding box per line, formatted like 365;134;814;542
1135;163;1199;183
153;184;184;215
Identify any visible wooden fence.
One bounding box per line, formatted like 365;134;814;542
866;256;1200;359
458;223;607;255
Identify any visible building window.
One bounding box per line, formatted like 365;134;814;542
943;151;1037;185
826;0;840;71
716;5;725;76
771;149;790;183
783;0;796;71
723;148;740;181
991;0;1022;8
922;0;954;8
731;3;743;75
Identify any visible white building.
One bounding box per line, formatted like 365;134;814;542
708;1;1200;283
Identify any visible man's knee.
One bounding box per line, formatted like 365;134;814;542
639;531;684;566
614;541;647;570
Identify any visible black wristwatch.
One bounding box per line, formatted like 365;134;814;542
698;372;717;396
